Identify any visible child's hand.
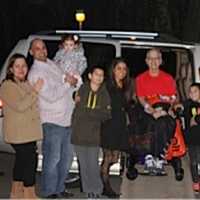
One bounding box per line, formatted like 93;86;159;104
75;95;81;104
190;117;197;126
64;73;78;86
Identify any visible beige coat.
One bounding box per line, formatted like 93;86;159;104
0;80;43;144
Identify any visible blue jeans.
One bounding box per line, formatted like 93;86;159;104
41;123;73;197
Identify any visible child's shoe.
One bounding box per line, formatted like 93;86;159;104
192;182;200;192
87;193;95;199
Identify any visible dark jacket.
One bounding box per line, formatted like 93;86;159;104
183;99;200;145
71;82;111;146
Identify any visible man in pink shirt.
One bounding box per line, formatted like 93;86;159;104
28;38;81;198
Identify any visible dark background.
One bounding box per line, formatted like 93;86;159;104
1;0;200;66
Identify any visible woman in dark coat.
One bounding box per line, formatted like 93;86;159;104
101;57;133;198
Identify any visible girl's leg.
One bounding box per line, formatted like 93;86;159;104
101;149;119;198
126;151;138;180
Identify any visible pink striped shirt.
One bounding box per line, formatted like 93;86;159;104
28;59;80;127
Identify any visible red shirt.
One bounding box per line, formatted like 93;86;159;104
136;70;176;104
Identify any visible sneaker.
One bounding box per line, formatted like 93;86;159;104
93;193;101;199
192;182;200;192
87;193;95;199
87;193;102;199
155;159;167;175
144;154;156;174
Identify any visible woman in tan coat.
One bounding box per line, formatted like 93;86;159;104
0;53;44;199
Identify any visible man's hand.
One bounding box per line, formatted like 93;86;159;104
64;73;78;87
145;105;155;114
152;109;167;119
33;78;44;92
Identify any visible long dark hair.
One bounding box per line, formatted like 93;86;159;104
5;53;28;82
109;57;134;103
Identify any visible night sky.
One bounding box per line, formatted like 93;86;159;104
1;0;200;66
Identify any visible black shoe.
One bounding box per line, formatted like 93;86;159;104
46;194;58;199
58;191;74;198
65;174;80;184
175;168;184;181
102;188;120;198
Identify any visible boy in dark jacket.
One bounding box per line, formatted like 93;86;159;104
71;65;111;198
182;83;200;192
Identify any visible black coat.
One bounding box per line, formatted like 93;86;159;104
101;81;129;151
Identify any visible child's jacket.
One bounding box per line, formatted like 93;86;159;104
54;44;87;75
71;82;111;146
183;99;200;145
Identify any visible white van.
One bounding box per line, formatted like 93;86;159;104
0;30;200;175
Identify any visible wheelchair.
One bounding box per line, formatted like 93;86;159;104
126;102;186;181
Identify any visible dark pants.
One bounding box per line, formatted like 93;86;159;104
11;142;37;187
151;115;176;158
128;104;176;158
188;145;200;183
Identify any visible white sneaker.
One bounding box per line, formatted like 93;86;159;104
155;159;166;175
144;154;156;174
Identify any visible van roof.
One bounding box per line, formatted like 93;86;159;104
28;30;195;49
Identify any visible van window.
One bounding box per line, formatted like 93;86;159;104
43;40;115;79
121;48;176;78
122;47;194;102
82;42;115;78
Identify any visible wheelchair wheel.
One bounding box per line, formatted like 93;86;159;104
126;167;138;180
